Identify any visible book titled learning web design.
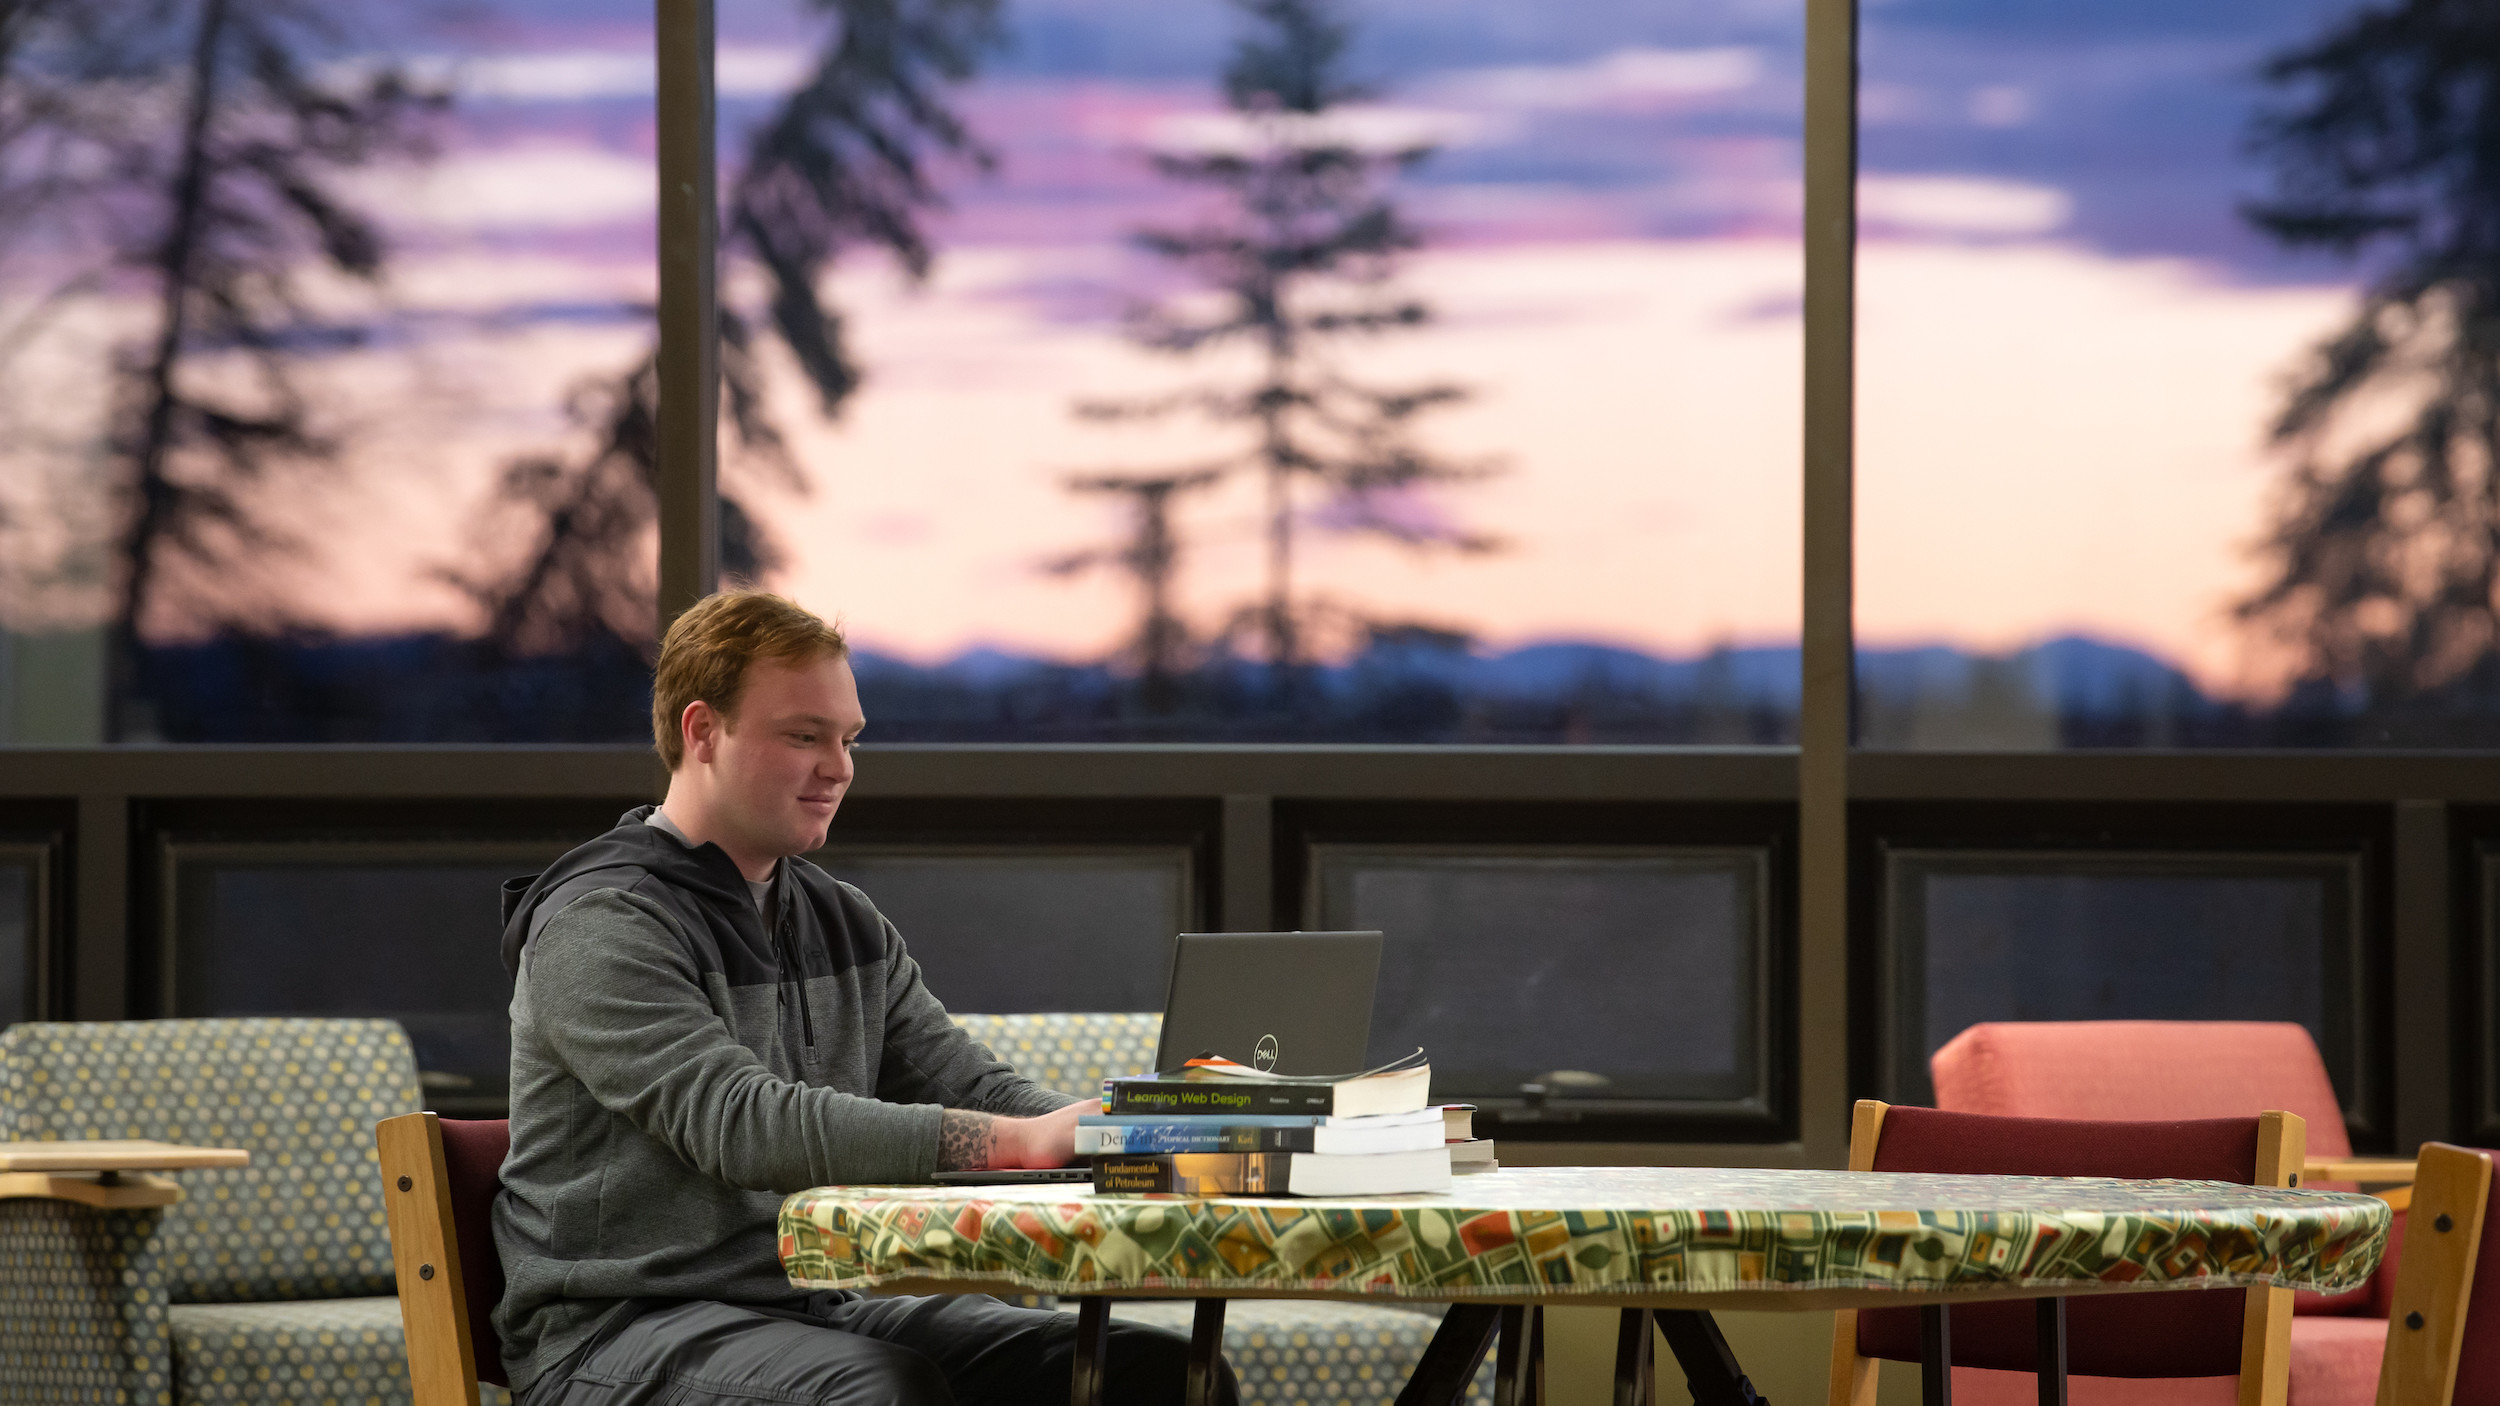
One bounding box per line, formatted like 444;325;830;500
1097;1050;1431;1119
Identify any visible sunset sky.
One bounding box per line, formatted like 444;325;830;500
0;0;2377;701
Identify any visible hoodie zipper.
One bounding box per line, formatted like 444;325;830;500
776;882;815;1049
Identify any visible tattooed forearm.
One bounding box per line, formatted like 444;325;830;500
937;1109;999;1172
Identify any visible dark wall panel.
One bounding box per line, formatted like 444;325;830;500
165;843;563;1113
0;856;31;1026
1310;846;1772;1119
814;848;1193;1013
1882;848;2366;1129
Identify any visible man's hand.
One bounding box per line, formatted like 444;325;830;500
1003;1102;1084;1168
935;1103;1083;1172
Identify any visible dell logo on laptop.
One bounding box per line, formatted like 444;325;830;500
1253;1034;1279;1071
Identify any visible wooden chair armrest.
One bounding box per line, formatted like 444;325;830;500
2377;1144;2492;1406
2300;1157;2416;1185
0;1170;182;1209
379;1111;483;1406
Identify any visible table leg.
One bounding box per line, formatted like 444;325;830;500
1531;1304;1547;1406
1494;1305;1543;1406
1655;1311;1768;1406
1186;1298;1227;1406
2035;1299;2066;1406
1613;1309;1653;1406
1921;1305;1952;1406
1393;1304;1500;1406
1069;1296;1110;1406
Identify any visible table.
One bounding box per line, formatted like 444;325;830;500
0;1139;251;1209
780;1166;2391;1406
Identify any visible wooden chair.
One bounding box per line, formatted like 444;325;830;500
2373;1143;2497;1406
1932;1020;2411;1406
1828;1099;2305;1406
377;1111;512;1406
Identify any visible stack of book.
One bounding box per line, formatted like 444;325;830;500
1082;1051;1494;1195
1442;1104;1497;1174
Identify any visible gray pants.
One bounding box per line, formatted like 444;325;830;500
520;1295;1239;1406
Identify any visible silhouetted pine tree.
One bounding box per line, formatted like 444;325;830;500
1041;468;1224;712
0;0;440;737
2240;0;2500;737
1079;0;1496;685
454;0;1001;657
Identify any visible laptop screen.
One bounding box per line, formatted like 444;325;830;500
1151;931;1383;1076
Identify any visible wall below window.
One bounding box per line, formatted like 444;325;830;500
1;746;2492;1163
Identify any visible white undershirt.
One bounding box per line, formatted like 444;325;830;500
647;808;774;913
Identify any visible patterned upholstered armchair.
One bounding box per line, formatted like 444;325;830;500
950;1013;1495;1406
0;1013;1479;1406
0;1017;453;1406
950;1012;1165;1101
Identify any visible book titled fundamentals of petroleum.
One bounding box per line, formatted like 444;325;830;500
1092;1146;1453;1196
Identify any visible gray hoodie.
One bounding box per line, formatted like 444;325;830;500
490;806;1074;1393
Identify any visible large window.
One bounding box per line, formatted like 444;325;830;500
1855;0;2500;747
9;0;2494;751
0;0;662;744
0;0;1805;745
762;0;1808;743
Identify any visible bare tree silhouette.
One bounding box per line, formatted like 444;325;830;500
450;0;1001;658
1042;467;1224;711
2239;0;2500;733
0;0;442;738
1078;0;1497;686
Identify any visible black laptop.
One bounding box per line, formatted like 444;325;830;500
932;930;1385;1184
1151;930;1383;1076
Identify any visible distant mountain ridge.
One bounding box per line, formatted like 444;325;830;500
844;630;2237;746
3;624;2385;745
854;631;2211;714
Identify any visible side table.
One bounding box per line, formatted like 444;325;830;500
0;1139;252;1208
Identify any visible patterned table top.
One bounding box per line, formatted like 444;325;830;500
779;1166;2391;1308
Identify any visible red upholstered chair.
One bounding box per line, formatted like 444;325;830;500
1931;1022;2351;1156
2372;1143;2498;1406
1930;1022;2410;1406
1827;1100;2306;1406
377;1113;512;1406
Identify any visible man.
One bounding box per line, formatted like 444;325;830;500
494;589;1230;1405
